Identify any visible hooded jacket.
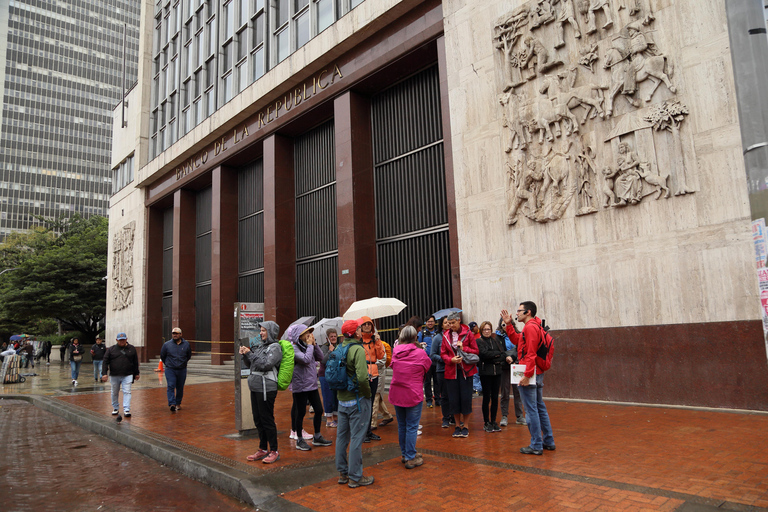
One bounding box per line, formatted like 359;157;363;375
285;323;323;393
243;321;282;398
440;323;479;380
389;343;433;407
430;331;446;372
506;317;545;378
359;316;385;379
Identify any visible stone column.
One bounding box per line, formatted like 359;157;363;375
210;166;238;364
334;91;378;315
172;189;196;347
263;134;297;329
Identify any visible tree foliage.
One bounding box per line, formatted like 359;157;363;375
0;215;107;343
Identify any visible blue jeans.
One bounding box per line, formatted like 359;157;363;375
70;361;82;380
93;360;103;381
335;397;371;481
394;404;423;460
319;376;338;415
110;375;134;412
165;367;187;406
518;373;555;450
473;373;482;391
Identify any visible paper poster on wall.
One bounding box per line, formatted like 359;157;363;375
753;219;768;269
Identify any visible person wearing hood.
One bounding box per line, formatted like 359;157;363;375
358;316;386;443
389;326;433;469
286;323;333;451
440;312;479;438
240;320;282;464
502;302;556;456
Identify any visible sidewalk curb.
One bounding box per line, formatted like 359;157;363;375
0;394;308;511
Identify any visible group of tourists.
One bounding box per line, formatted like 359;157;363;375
233;300;556;487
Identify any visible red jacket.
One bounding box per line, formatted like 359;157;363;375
440;324;479;379
506;317;545;378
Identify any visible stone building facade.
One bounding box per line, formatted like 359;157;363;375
109;0;768;410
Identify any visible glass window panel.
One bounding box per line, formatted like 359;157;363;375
208;19;216;56
240;0;249;26
351;0;363;7
159;68;167;99
183;107;191;133
296;11;309;48
223;74;233;103
186;0;193;18
197;32;205;65
170;6;177;34
253;13;264;46
238;62;248;91
222;41;232;71
195;98;203;124
186;43;194;76
256;0;263;10
277;27;289;62
159;102;166;126
206;59;216;88
207;89;215;115
225;1;234;38
277;0;289;26
317;0;333;32
169;93;176;120
237;30;247;61
253;47;264;80
152;76;160;107
194;70;202;97
295;0;308;9
176;3;183;31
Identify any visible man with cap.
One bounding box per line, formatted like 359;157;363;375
161;327;192;412
90;336;106;382
101;332;140;417
335;319;374;488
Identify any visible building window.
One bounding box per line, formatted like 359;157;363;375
112;155;135;195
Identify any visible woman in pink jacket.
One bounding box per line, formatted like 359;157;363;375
389;326;433;469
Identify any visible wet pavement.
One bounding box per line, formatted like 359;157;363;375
2;356;768;511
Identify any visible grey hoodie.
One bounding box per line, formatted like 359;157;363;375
243;321;282;399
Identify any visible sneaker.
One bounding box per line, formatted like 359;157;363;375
483;422;494;433
312;435;332;447
460;427;469;438
309;406;314;413
111;409;119;416
124;410;131;418
296;438;312;451
378;418;393;427
516;417;527;425
426;400;433;408
175;405;182;410
452;427;462;438
405;455;424;469
326;420;338;428
246;449;269;461
500;416;508;427
492;422;502;432
338;473;349;484
543;444;556;451
289;430;298;440
369;432;381;441
348;475;374;488
363;436;371;443
72;380;76;385
449;417;456;426
441;419;450;428
520;446;543;455
301;429;313;440
262;451;280;464
170;405;176;412
417;430;423;436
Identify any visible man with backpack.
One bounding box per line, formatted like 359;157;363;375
331;319;374;488
502;301;556;456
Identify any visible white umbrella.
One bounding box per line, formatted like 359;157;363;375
311;317;343;346
342;297;407;320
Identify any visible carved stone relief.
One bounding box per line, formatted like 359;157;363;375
112;221;135;311
493;0;694;226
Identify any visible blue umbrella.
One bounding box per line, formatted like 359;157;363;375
432;307;462;319
9;334;24;341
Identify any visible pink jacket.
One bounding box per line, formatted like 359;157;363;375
389;343;433;407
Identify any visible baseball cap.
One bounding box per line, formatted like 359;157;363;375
116;332;127;340
341;320;359;337
172;327;182;334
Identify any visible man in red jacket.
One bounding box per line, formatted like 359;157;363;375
502;302;555;455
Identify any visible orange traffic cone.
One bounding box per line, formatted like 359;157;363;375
154;360;164;372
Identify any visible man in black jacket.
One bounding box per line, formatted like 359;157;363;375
90;337;106;382
101;332;140;417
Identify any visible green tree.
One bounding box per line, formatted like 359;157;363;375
0;215;107;344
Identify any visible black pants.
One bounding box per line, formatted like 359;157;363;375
480;374;502;423
423;364;439;402
435;371;451;421
366;377;379;437
250;389;278;452
292;389;324;435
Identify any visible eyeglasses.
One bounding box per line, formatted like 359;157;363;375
516;310;526;314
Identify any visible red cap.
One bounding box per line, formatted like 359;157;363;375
341;319;359;337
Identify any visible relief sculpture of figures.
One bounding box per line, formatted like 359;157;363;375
644;100;692;195
552;0;581;48
604;14;676;116
508;159;545;224
112;221;136;311
578;43;599;73
529;0;556;29
612;141;644;205
575;141;599;215
499;92;529;151
536;144;574;221
539;67;606;125
578;0;613;35
494;8;529;91
521;35;561;80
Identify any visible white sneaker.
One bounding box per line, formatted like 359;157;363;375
290;430;298;440
417;430;423;436
111;409;119;415
302;429;313;440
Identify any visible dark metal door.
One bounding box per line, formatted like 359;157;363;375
371;65;452;341
195;187;212;351
238;159;265;302
294;120;340;319
161;207;173;342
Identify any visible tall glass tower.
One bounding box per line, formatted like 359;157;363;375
0;0;139;237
